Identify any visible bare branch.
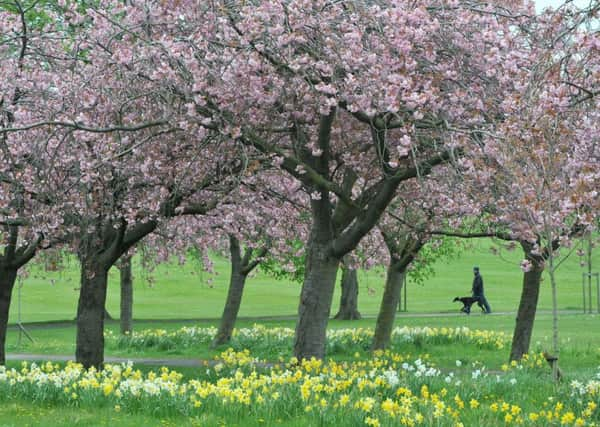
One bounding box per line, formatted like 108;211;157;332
0;119;170;134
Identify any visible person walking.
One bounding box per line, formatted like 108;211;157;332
472;266;491;314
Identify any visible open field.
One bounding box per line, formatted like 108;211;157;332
12;237;600;323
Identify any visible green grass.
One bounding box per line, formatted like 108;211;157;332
0;401;281;427
7;313;600;373
12;237;600;324
2;324;600;427
4;237;599;426
0;401;185;427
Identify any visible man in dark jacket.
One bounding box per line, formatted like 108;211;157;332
472;266;491;313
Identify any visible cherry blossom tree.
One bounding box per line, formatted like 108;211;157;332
0;0;69;365
461;3;599;374
122;0;528;360
2;0;537;363
213;172;310;346
160;169;309;347
2;2;246;368
370;168;474;350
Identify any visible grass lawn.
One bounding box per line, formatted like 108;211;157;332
3;237;599;426
2;319;600;427
0;400;315;426
7;313;600;373
0;401;186;427
12;237;600;324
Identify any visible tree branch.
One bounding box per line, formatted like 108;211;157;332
240;131;357;209
12;233;43;269
120;220;158;253
241;245;269;275
332;149;453;258
0;119;170;134
428;230;514;241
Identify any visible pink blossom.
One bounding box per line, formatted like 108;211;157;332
520;260;532;272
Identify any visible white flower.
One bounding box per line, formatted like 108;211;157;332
142;381;160;396
426;368;440;377
383;370;399;387
455;360;462;367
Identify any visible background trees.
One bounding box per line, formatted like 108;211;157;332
460;3;599;370
0;0;597;371
120;0;529;360
0;0;70;364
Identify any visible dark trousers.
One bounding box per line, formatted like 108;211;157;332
474;295;491;313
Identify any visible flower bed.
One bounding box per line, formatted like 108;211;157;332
1;345;598;426
107;325;509;356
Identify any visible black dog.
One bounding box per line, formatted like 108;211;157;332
453;296;482;314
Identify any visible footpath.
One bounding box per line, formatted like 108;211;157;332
4;309;586;367
5;309;585;331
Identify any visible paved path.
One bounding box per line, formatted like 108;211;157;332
5;310;587;368
6;309;587;331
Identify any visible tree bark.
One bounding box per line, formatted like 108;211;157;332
509;242;544;361
119;256;133;335
74;219;159;369
294;235;340;361
290;112;437;360
76;258;110;370
372;262;404;350
0;267;17;365
548;253;560;381
213;236;248;347
334;266;361;320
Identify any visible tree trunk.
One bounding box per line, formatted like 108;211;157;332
372;262;404;351
0;267;17;366
76;260;109;369
213;271;247;346
510;243;544;361
334;266;361;320
548;259;560;381
119;256;133;335
74;219;156;369
213;236;248;347
294;238;339;361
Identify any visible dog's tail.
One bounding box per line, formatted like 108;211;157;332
453;297;460;302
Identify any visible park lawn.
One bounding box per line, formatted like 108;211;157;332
11;237;600;324
0;401;188;427
6;313;600;373
5;238;599;426
0;400;310;427
2;321;600;427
